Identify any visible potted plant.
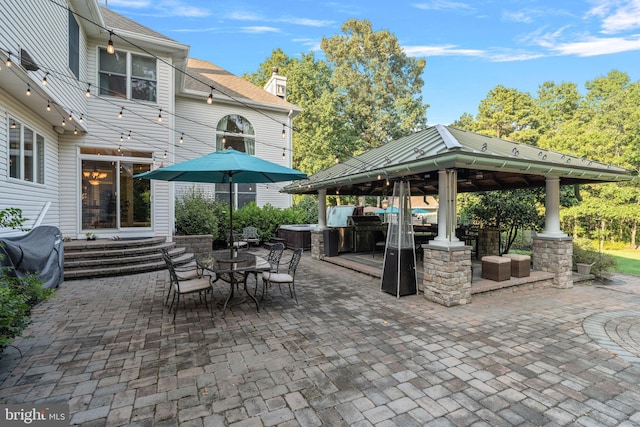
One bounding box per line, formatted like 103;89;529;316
85;232;96;240
572;238;616;277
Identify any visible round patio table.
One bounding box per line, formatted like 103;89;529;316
196;250;271;318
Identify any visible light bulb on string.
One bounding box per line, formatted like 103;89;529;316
127;131;131;140
73;127;78;135
61;118;66;126
158;109;162;123
281;124;286;138
179;133;184;144
106;32;115;54
6;53;12;67
68;112;73;122
118;108;123;119
85;84;91;98
26;84;31;96
120;133;124;143
46;101;51;112
79;114;83;123
282;148;286;160
207;88;213;104
41;72;48;86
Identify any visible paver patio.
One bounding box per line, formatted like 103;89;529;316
1;248;640;426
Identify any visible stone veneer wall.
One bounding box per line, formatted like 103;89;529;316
476;227;500;258
311;230;324;260
532;236;573;289
423;245;472;306
173;235;213;255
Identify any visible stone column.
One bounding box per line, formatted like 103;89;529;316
311;189;327;260
533;236;573;288
538;176;566;238
477;227;500;258
431;169;463;248
318;189;327;229
423;245;472;306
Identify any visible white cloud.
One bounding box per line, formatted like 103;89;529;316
240;26;282;34
412;1;475;12
599;0;640;33
551;35;640;56
282;18;335;27
225;10;334;28
403;44;544;62
502;10;533;24
104;0;209;17
403;44;486;57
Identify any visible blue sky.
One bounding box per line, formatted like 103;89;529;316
103;0;640;125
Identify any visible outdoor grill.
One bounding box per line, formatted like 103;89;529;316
347;215;387;253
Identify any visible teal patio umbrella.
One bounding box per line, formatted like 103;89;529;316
374;206;399;214
136;148;307;258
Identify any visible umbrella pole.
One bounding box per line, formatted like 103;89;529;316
229;174;234;259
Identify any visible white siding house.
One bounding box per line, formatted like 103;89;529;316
0;0;301;240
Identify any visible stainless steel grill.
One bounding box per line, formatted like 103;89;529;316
347;216;387;253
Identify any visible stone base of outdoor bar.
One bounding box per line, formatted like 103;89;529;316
423;244;472;307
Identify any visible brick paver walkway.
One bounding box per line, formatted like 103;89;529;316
1;250;640;426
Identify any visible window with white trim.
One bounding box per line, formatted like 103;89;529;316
98;48;157;102
8;118;45;184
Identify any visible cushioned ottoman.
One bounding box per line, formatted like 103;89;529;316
481;256;511;281
502;253;531;278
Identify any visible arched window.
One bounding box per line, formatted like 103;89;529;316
216;114;255;154
215;115;256;208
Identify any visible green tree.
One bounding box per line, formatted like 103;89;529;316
475;85;540;143
320;19;428;152
462;189;544;254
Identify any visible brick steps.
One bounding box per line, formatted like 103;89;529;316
63;237;194;280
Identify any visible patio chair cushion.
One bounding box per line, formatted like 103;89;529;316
502;254;530;277
481;255;511;281
262;271;293;283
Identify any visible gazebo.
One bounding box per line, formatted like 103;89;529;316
283;125;635;306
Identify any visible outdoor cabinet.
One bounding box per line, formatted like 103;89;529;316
324;228;339;257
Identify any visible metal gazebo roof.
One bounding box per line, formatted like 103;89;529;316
283;125;634;196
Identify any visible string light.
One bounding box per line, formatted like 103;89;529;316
79;114;83;123
118;107;123;119
6;53;12;67
85;83;91;97
127;131;131;140
157;109;162;123
120;133;124;143
282;147;286;160
163;150;167;159
106;31;115;54
10;121;16;129
41;72;48;86
26;84;31;96
61;118;66;126
179;133;184;144
74;127;78;135
281;124;286;138
68;112;73;122
207;87;214;105
46;101;51;112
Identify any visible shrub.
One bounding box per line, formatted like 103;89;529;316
0;267;53;355
175;187;219;239
573;238;616;276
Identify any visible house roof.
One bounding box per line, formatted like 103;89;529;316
184;58;300;112
283;124;635;196
100;7;179;44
